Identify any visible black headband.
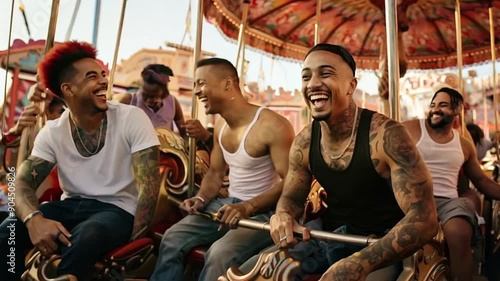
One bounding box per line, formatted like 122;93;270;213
306;44;356;76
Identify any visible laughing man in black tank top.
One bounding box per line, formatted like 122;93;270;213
264;44;439;281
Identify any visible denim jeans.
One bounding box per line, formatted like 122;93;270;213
0;198;133;281
150;197;274;281
240;219;402;281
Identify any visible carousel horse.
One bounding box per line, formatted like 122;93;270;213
20;128;212;281
369;0;415;115
219;181;451;281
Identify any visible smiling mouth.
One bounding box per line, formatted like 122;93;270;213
199;96;208;106
94;89;107;101
308;94;330;108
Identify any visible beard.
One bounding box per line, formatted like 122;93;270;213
427;112;455;129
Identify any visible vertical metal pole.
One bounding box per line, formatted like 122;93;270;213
455;0;465;134
314;0;322;44
2;0;15;134
105;0;127;100
307;0;322;122
489;4;499;161
92;0;101;46
237;1;250;91
17;0;60;167
384;0;400;121
188;0;204;197
65;0;81;41
482;79;489;135
235;0;250;69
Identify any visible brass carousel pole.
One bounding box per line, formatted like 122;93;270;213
2;0;15;136
17;0;60;167
236;0;250;91
306;0;322;122
488;3;499;161
188;0;204;197
455;0;465;134
314;0;322;44
106;0;127;100
235;0;250;71
384;0;400;121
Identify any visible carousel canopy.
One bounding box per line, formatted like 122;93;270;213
204;0;500;70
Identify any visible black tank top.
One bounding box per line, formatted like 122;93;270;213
309;109;404;236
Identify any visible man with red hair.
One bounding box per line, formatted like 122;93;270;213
0;41;161;281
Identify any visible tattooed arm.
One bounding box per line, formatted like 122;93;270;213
355;120;438;277
276;126;313;218
15;156;72;254
131;146;161;240
15;156;56;220
270;125;314;247
321;118;438;281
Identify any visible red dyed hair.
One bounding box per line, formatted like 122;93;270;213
38;41;97;98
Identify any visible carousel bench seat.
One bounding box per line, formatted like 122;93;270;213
185;245;210;265
104;237;154;264
94;237;156;279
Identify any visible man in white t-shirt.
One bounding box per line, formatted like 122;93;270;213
0;41;161;281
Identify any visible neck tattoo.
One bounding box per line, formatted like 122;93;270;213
330;106;358;160
70;113;104;155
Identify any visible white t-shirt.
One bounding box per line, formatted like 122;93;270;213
31;102;160;215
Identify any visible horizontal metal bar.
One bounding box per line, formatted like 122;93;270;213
166;195;378;246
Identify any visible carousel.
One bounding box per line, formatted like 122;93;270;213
1;0;500;281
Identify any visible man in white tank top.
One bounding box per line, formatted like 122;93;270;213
151;58;295;281
403;87;500;281
0;41;161;281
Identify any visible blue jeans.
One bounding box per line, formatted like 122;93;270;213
240;219;402;281
0;198;133;281
150;197;274;281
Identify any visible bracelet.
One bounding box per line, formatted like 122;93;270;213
194;196;206;204
23;210;43;224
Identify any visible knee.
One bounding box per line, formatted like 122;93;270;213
73;222;108;248
205;240;231;263
158;226;185;252
443;218;473;247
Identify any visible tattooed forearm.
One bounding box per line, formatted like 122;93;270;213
277;173;310;220
276;130;312;219
131;146;161;240
14;156;56;219
357;200;432;271
355;191;433;271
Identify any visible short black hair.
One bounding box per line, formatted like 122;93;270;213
196;58;240;84
431;87;463;110
306;43;356;76
466;123;484;146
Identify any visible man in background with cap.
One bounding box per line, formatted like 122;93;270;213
238;43;438;281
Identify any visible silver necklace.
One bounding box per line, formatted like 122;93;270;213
330;106;359;160
70;113;104;155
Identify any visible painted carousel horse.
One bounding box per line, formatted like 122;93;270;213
20;128;211;281
219;181;451;281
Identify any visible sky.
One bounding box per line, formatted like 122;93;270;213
0;0;499;105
